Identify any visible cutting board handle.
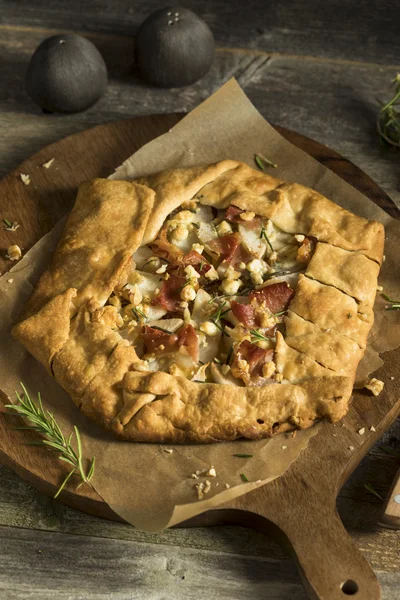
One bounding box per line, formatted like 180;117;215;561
256;496;381;600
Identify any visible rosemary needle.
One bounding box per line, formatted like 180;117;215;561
5;383;95;499
382;293;400;311
254;153;278;170
364;483;383;501
233;454;253;458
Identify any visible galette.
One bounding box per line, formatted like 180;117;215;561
12;160;384;442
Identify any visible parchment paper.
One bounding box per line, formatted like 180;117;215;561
1;79;399;532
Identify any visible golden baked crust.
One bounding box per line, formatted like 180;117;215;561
12;161;385;443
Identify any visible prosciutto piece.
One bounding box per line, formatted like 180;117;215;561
225;205;261;228
249;282;294;314
231;340;274;384
142;324;199;362
152;273;186;311
208;233;253;266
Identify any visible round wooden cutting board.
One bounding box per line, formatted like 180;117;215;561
1;115;399;600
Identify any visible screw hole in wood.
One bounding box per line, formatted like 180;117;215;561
340;580;359;595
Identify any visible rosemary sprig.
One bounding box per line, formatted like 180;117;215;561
377;74;400;148
240;473;249;482
209;301;231;336
192;222;200;229
250;329;274;343
274;310;287;317
381;445;400;459
382;293;400;310
132;306;147;322
177;280;192;293
364;482;383;501
233;454;253;458
254;153;278;170
3;218;19;232
225;345;233;365
5;384;95;499
260;226;274;252
207;294;230;304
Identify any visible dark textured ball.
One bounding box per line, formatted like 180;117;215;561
135;7;215;88
25;34;108;113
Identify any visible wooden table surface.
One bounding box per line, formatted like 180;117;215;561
0;2;399;598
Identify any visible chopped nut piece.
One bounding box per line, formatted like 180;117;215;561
225;483;230;489
191;243;204;254
156;263;167;274
7;278;13;283
370;426;376;432
390;376;395;381
42;158;55;169
376;285;383;291
194;482;204;499
171;224;189;241
184;265;201;280
358;427;365;436
281;445;287;450
216;220;232;236
6;244;22;261
270;251;278;263
181;199;197;211
348;446;355;451
20;173;30;185
180;284;196;302
364;378;385;397
206;466;217;477
220;277;242;296
200;321;219;337
205;265;219;281
224;265;241;280
295;234;305;243
262;361;276;379
239;211;255;221
203;480;211;494
164;448;173;454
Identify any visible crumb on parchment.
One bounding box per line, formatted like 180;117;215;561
42;158;55;169
20;173;30;185
6;245;22;261
364;378;385;397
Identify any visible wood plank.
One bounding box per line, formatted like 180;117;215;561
0;28;398;209
1;0;399;64
0;524;399;600
1;459;399;572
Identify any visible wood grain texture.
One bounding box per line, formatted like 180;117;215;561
0;27;399;207
1;0;399;64
1;4;400;599
0;116;400;600
380;467;400;529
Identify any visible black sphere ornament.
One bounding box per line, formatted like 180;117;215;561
25;34;108;113
135;7;215;88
